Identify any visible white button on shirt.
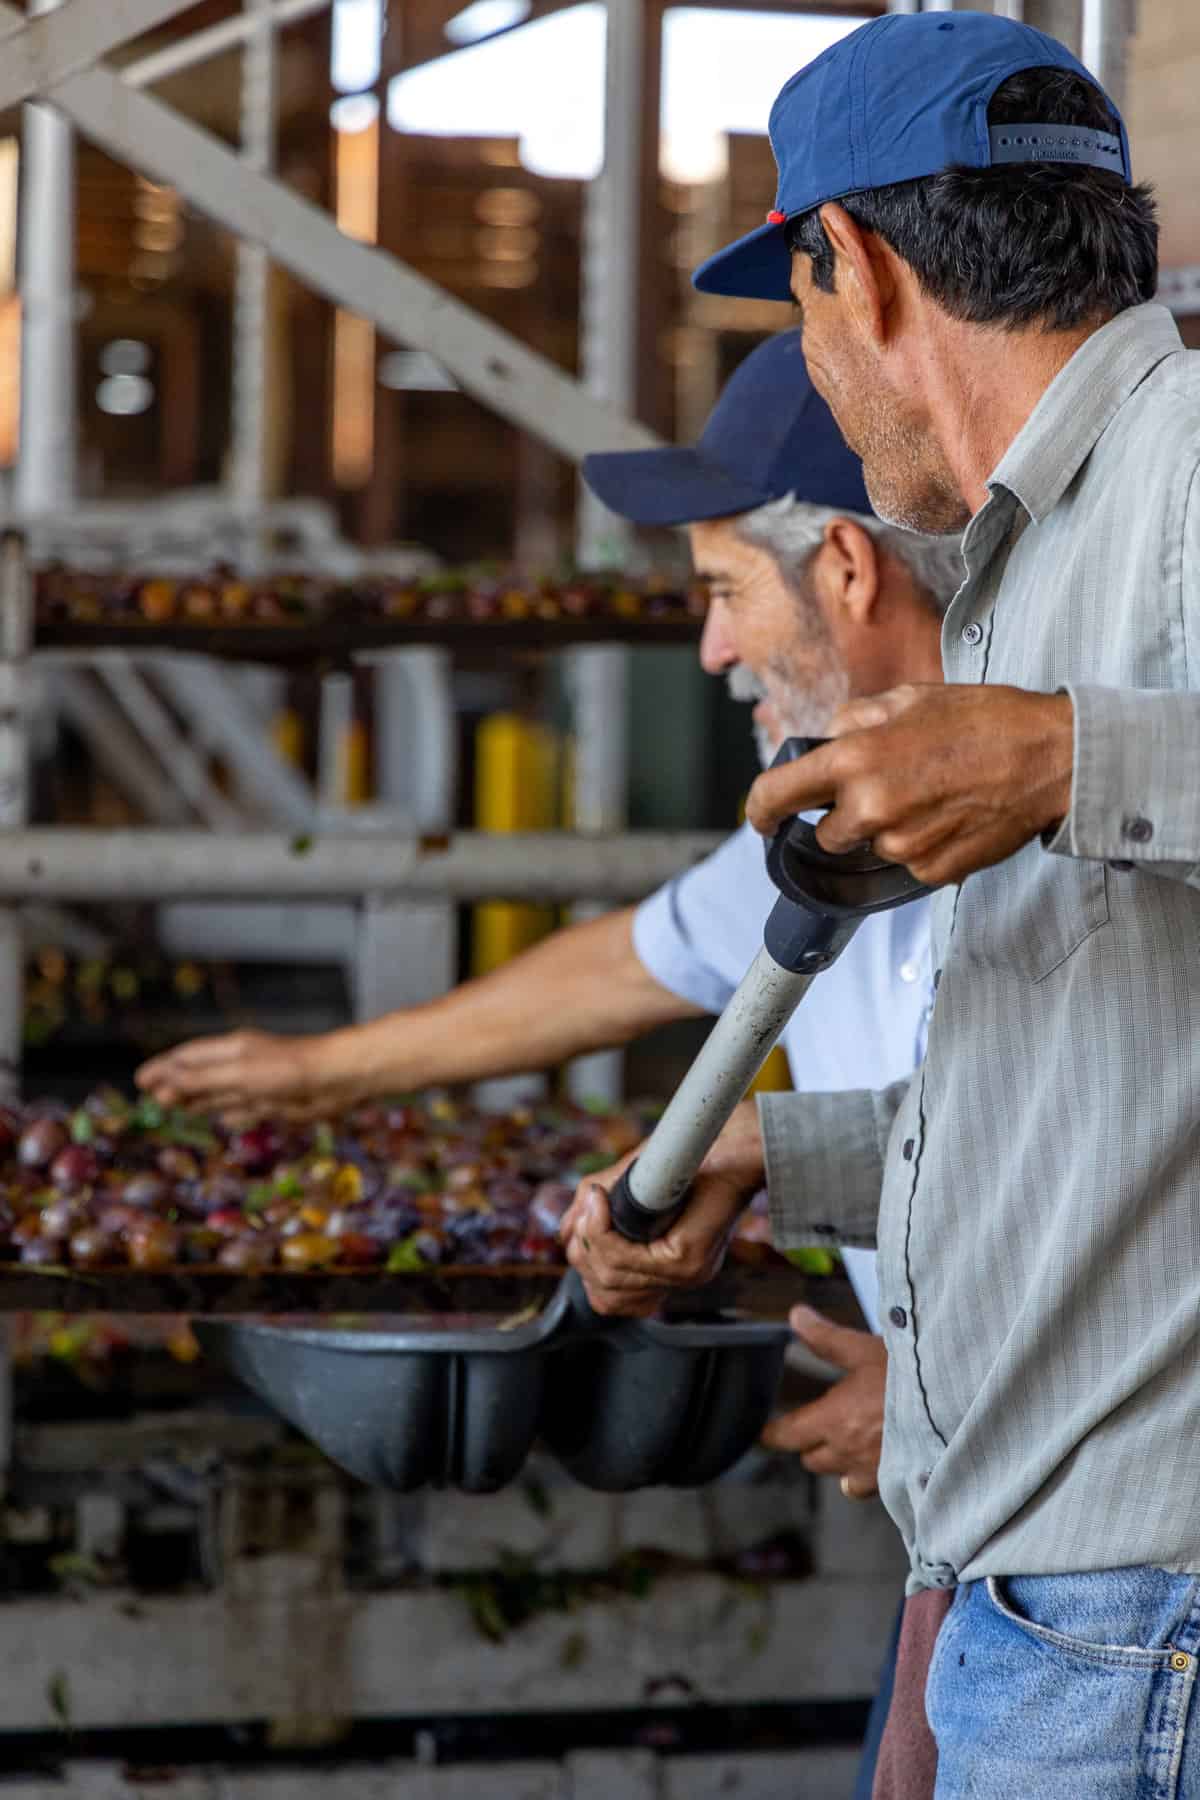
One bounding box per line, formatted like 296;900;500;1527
633;821;934;1335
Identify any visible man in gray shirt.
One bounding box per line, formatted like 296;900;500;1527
571;12;1200;1796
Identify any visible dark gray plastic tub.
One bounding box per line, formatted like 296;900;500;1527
196;1272;789;1492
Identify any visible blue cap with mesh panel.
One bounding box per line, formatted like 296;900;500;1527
693;10;1131;303
582;329;870;525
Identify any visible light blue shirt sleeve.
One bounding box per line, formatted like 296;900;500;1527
632;822;772;1015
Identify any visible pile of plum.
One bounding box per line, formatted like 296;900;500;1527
35;568;704;631
0;1089;775;1275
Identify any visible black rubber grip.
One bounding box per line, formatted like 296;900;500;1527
608;1162;688;1244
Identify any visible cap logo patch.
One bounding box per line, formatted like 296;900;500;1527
766;210;787;225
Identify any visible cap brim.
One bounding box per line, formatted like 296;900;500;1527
581;445;775;526
692;220;794;301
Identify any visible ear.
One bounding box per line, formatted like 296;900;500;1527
816;518;881;624
818;203;896;347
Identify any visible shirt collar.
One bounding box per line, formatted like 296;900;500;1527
988;303;1184;525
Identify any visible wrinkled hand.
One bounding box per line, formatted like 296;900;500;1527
761;1305;887;1498
559;1097;764;1318
136;1029;331;1125
746;684;1075;889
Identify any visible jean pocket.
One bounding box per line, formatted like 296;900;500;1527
985;1576;1190;1671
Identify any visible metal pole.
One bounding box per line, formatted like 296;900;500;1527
568;0;644;1105
126;0;331;89
0;0;204;115
0;536;31;1097
231;0;279;563
0;829;723;902
1082;0;1136;110
14;0;75;519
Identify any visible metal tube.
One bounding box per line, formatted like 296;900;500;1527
568;0;644;1103
627;945;826;1218
0;0;202;114
125;0;330;89
0;539;32;1100
14;0;76;519
231;0;279;559
95;663;245;830
0;829;723;902
1082;0;1135;110
46;667;192;823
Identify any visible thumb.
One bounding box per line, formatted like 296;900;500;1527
788;1304;878;1371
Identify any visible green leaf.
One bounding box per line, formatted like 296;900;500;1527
463;1580;509;1643
48;1552;108;1590
572;1153;613;1177
273;1173;303;1199
47;1671;72;1732
313;1122;336;1158
244;1183;272;1214
579;1097;615;1117
69;1111;94;1145
131;1097;165;1132
290;833;314;856
784;1247;837;1276
386;1235;430;1273
521;1473;553;1519
161;1117;217;1152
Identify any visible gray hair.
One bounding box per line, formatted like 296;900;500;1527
735;494;964;617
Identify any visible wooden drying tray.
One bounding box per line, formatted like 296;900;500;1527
0;1259;854;1323
34;615;700;665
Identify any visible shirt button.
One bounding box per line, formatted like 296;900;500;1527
902;1138;915;1161
899;960;920;983
917;1470;931;1490
1121;815;1154;844
888;1306;908;1330
961;622;984;647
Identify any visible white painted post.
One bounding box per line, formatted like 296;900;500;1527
14;0;76;520
567;0;645;1106
231;0;279;565
1082;0;1137;109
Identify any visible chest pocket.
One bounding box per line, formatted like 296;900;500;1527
956;844;1110;984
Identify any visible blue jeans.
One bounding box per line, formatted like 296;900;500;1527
926;1569;1200;1798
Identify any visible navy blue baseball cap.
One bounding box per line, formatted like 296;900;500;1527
582;330;869;525
694;10;1131;302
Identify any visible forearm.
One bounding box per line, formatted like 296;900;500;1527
314;907;702;1101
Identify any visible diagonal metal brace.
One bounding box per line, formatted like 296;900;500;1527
7;1;663;465
0;0;206;116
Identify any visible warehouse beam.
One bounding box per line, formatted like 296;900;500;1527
0;0;203;114
6;11;663;465
124;0;330;88
0;829;723;902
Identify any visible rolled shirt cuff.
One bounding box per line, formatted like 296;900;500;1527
1045;683;1200;878
758;1086;893;1251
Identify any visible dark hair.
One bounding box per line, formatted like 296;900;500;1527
785;68;1158;330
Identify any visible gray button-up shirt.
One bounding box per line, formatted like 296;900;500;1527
760;303;1200;1594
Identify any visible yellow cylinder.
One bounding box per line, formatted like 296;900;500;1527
472;713;559;976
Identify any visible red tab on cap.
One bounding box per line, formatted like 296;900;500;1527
766;210;787;224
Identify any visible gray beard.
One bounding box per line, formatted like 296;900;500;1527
726;663;848;769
